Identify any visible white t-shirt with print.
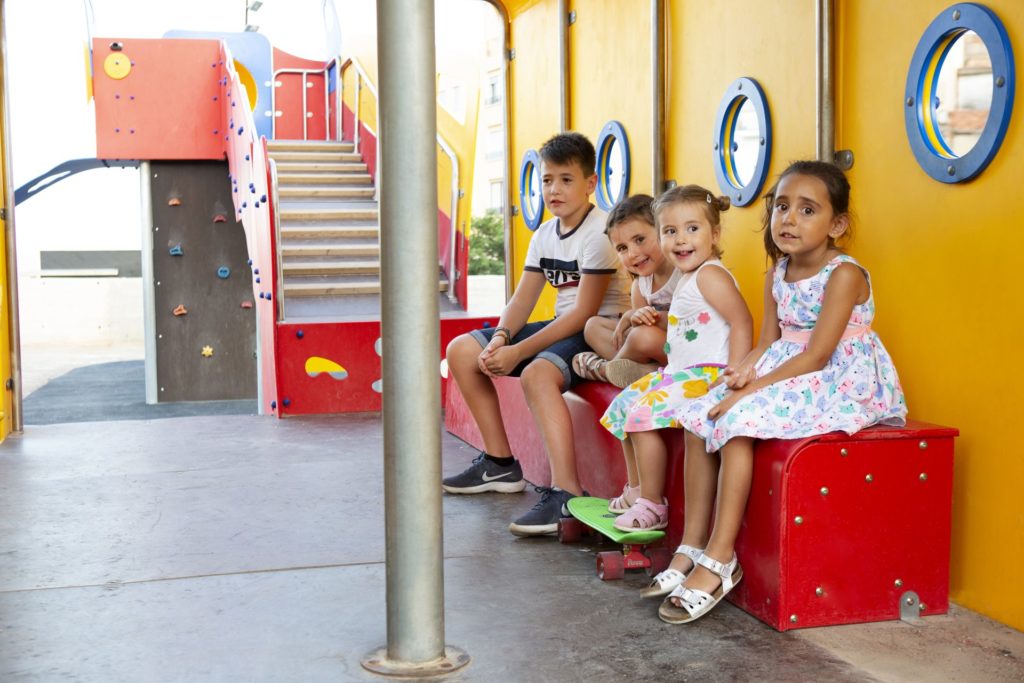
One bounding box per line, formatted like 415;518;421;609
523;205;631;318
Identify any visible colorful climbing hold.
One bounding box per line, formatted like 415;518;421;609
168;244;183;256
253;268;260;275
213;214;227;223
240;301;253;309
260;194;267;202
201;345;214;357
173;304;188;316
296;329;304;339
255;277;260;283
168;197;181;206
304;356;348;380
217;266;230;279
283;398;291;407
270;400;277;409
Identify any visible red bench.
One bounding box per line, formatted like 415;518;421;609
445;377;957;631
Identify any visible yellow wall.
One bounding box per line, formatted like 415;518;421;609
0;36;11;442
503;0;1024;630
838;0;1024;630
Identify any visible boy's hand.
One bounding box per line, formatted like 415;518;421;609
630;306;659;327
482;345;522;376
477;335;507;374
611;316;631;350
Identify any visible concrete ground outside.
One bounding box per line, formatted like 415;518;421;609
1;406;1022;681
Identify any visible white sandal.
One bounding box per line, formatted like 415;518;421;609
658;552;743;624
640;543;703;598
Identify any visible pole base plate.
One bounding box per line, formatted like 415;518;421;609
361;645;469;678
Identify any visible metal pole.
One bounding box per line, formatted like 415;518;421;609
651;0;665;194
362;0;467;676
816;0;835;162
0;0;22;432
354;76;362;154
558;0;569;132
139;162;158;405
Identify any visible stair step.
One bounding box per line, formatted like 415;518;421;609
283;260;381;276
267;140;355;153
269;151;363;163
281;243;380;257
284;279;448;297
277;172;373;185
280;207;378;221
274;161;368;173
279;185;375;199
281;224;379;239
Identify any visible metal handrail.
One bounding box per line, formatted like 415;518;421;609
269;157;285;322
436;136;459;303
270;66;333;140
339;55;460;303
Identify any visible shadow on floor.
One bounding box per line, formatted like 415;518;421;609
23;360;257;425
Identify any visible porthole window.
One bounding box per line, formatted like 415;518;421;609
712;78;771;207
904;3;1014;183
595;121;631;211
518;149;544;231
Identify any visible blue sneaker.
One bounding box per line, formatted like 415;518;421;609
442;452;526;494
508;486;586;536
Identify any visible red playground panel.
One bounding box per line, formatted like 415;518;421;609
445;377;957;631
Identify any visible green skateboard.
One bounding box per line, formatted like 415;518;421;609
560;496;671;581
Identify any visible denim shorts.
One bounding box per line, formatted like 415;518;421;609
470;319;590;391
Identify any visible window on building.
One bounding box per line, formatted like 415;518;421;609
489;181;504;211
485;74;501;106
485;127;503;160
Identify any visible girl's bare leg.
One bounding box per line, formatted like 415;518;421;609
622;436;639;488
677;436;755;598
583;316;618;360
613;324;667;365
666;430;719;574
629;430;667;502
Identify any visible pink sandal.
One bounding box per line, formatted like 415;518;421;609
613;497;668;532
607;483;640;515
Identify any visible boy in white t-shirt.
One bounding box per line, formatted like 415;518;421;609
443;132;630;535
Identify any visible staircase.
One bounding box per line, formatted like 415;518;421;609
268;140;454;320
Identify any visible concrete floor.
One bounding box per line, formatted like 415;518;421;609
1;412;1022;682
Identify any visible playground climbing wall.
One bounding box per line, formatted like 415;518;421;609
150;161;256;402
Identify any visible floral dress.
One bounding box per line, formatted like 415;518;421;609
601;260;734;439
679;254;907;452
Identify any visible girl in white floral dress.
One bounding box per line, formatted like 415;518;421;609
660;161;907;626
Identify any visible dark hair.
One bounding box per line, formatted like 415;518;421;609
761;160;852;263
605;194;655;235
539;132;596;178
652;184;730;257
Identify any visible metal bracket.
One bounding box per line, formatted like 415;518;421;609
568;10;577;25
511;205;519;216
835;149;855;170
899;590;922;623
663;179;678;191
458;189;465;198
507;48;516;61
0;207;6;220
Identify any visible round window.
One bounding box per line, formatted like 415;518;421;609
712;78;772;207
904;4;1014;183
518;149;544;231
595;121;631;211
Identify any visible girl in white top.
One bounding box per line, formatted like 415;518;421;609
598;186;753;589
572;195;680;389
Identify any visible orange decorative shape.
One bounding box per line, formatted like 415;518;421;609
168;197;182;206
173;304;188;316
103;52;132;80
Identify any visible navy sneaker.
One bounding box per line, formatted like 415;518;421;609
442;452;527;494
508;486;586;536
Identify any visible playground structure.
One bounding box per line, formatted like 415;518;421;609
0;0;1019;669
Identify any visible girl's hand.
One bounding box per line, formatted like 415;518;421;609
721;362;758;390
483;345;522;376
630;306;659;327
611;316;632;350
708;388;749;420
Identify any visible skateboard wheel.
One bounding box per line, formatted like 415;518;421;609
597;551;625;581
644;547;672;576
558;517;582;544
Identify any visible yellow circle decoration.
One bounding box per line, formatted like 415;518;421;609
233;60;258;111
103;53;132;80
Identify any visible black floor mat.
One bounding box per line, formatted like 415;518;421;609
23;360;257;425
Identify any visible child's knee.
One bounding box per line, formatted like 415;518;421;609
583;316;604;346
447;333;480;365
520;358;564;394
628;324;665;353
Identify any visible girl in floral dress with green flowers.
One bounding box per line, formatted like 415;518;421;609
599;186;752;565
